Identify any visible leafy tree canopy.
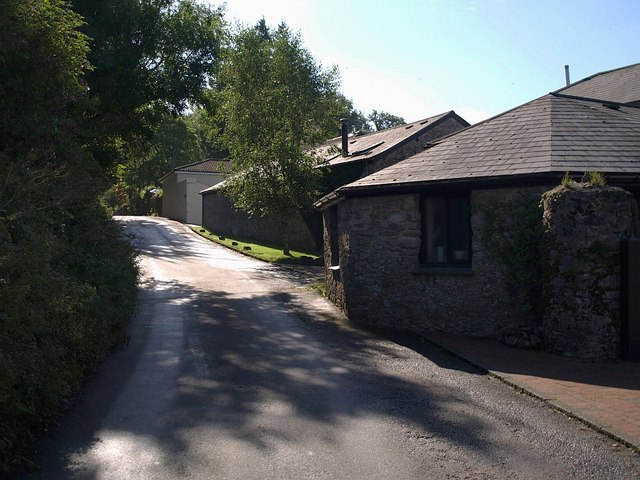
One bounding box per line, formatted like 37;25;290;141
0;0;91;221
368;109;406;131
186;105;229;160
332;100;406;134
71;0;225;167
220;22;345;254
0;1;138;469
104;114;202;215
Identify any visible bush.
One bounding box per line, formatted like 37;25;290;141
0;205;138;472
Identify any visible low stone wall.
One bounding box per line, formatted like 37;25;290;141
202;191;321;252
542;184;639;360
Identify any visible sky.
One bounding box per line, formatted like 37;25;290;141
206;0;639;125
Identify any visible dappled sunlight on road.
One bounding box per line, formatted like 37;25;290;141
22;216;640;480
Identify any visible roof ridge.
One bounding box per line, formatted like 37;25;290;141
551;91;640;109
553;62;640;95
175;158;229;171
314;111;456;148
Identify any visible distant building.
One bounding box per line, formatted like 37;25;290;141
314;111;470;193
160;159;229;224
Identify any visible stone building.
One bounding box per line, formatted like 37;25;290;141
316;81;640;360
201;181;321;252
313;111;470;193
200;112;469;252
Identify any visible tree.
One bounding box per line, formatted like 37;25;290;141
334;95;373;134
0;0;90;224
104;114;202;215
70;0;226;214
0;1;138;470
348;108;375;133
71;0;225;168
368;109;406;131
220;22;343;255
185;105;229;160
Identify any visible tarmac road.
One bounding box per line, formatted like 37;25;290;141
20;216;640;479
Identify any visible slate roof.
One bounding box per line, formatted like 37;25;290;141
159;158;230;181
173;158;230;174
312;111;469;167
337;94;640;195
556;63;640;106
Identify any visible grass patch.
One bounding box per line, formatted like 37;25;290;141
191;226;322;265
309;278;327;297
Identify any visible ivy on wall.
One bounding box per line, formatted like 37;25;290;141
480;193;545;344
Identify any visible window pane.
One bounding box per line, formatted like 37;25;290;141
449;196;470;262
425;197;447;263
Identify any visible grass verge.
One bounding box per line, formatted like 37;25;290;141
191;226;322;265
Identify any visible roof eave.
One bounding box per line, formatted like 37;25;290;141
336;171;628;197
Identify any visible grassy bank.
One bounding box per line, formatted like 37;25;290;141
191;226;322;265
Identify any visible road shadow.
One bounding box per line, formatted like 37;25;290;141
20;272;529;479
18;216;566;478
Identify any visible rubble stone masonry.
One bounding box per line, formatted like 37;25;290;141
324;187;549;338
542;184;639;360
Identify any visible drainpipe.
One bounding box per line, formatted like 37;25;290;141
340;118;349;157
564;65;571;86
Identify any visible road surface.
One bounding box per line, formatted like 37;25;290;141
21;216;640;479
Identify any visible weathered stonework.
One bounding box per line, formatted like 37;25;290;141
324;186;550;338
542;183;639;360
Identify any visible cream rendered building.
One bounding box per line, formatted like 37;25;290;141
160;159;229;225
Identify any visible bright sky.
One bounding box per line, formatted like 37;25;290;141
207;0;639;124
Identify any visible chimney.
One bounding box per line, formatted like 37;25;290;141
340;118;349;157
564;65;571;86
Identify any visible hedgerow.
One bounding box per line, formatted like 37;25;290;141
0;1;139;471
0;204;138;472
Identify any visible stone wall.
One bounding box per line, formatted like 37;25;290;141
325;186;550;338
202;190;320;252
542;184;639;360
324;182;640;360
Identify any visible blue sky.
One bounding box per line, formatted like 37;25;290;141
210;0;639;124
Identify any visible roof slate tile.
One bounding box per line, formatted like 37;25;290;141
340;94;640;193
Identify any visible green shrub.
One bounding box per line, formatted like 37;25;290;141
0;206;138;472
585;171;606;187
